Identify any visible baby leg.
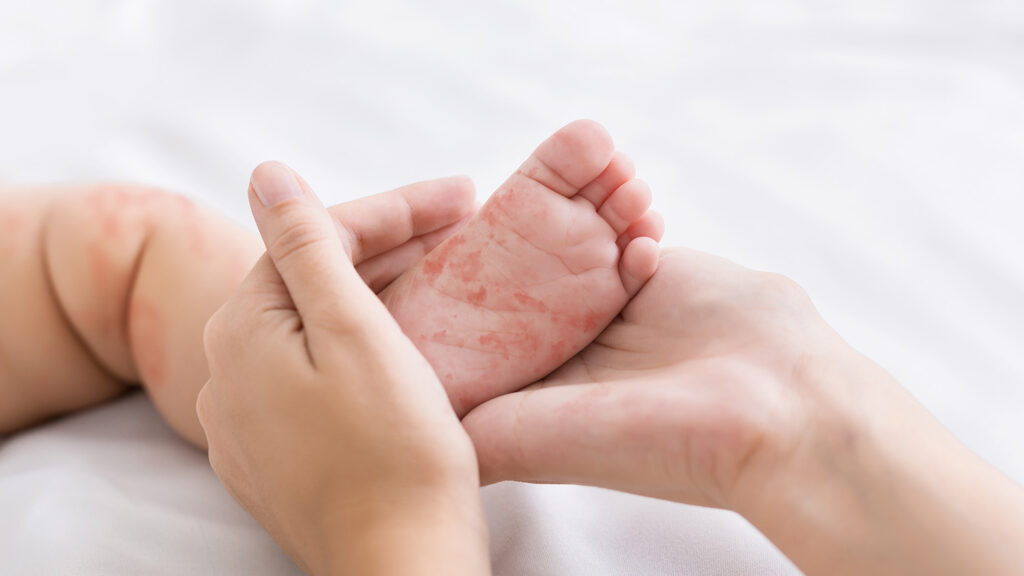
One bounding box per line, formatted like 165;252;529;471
1;177;475;447
0;185;263;445
0;190;128;431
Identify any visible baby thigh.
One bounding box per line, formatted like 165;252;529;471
127;196;263;447
0;190;126;433
42;185;262;447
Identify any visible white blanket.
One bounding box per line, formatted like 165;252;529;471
2;1;1022;574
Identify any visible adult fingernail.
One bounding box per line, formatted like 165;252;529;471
252;161;303;207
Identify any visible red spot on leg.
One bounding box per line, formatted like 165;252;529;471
87;244;123;338
0;209;27;259
0;211;26;232
129;297;167;390
93;194;122;237
171;195;209;257
88;185;162;239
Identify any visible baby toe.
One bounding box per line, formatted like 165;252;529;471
617;210;665;250
598;178;652;235
619;236;660;296
515;119;616;197
578;151;636;209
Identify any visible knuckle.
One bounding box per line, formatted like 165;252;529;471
268;214;328;265
757;271;808;304
195;386;210;426
206;444;224;476
308;311;375;346
202;308;227;359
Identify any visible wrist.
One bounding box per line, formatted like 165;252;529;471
314;483;490;576
736;343;1024;576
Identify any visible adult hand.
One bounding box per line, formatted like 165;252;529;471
464;247;838;505
464;247;1024;576
197;162;490;576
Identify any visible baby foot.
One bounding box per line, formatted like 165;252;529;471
380;120;662;416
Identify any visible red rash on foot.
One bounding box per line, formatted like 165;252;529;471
422;234;467;282
479;186;531;227
477;333;507;358
449;250;483;283
479;204;500;226
476;320;543;362
129;297;167;390
582;312;601;332
514;292;549;313
490;186;546;223
466;286;487;305
547;339;569;367
514;329;542;357
551;311;603;333
422;257;445;280
486;231;508;248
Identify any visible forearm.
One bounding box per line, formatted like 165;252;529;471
741;347;1024;576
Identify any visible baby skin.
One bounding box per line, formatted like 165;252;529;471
0;120;663;447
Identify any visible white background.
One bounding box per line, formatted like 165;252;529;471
1;1;1022;574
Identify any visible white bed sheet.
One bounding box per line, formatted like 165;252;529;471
1;1;1022;574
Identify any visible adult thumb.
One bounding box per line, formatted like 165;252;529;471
462;380;705;505
248;161;374;327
